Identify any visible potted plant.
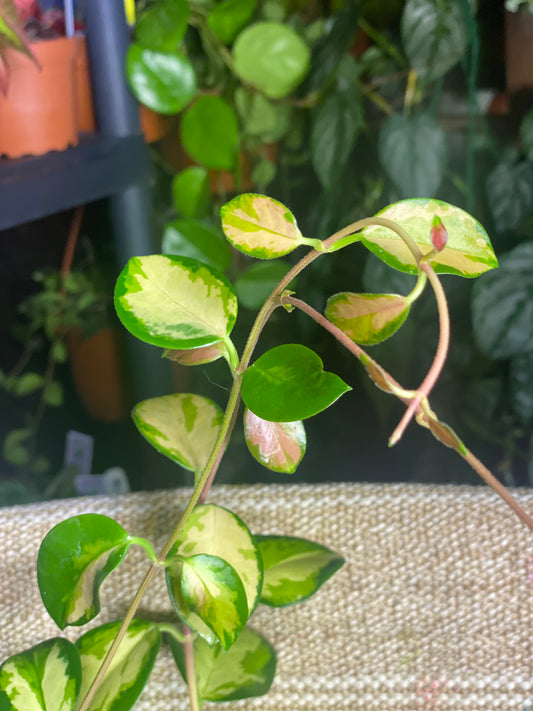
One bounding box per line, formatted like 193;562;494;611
1;191;532;710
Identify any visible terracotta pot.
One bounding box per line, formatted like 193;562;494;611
74;35;96;133
66;327;130;422
139;104;174;143
505;10;533;92
0;37;78;158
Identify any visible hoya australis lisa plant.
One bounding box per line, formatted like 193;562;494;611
2;194;533;711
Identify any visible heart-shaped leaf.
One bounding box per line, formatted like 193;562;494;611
76;620;161;711
0;638;81;711
325;292;410;345
221;193;316;258
126;44;196;114
114;254;238;350
208;0;257;44
177;554;249;650
171;167;210;218
235;260;291;309
135;0;190;51
378;114;446;198
180;96;240;170
166;504;262;645
37;514;131;629
169;627;276;703
486;161;533;233
244;408;306;473
256;535;344;607
401;0;468;83
361;198;498;277
233;22;310;99
472;242;533;359
162;218;232;272
132;393;223;472
241;344;351;422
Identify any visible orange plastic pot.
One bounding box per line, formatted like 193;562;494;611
0;37;78;158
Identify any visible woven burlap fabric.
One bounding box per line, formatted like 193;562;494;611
0;482;532;710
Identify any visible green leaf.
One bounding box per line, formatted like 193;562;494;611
256;535;344;607
171;167;210;218
521;110;533;161
132;393;223;472
3;428;31;466
179;554;249;650
378;114;447;198
234;88;290;142
472;242;533;359
180;96;240;170
401;0;468;83
169;627;276;703
51;340;68;363
244;408;306;473
486;161;533;232
241;344;351;421
208;0;257;44
0;638;81;711
135;0;190;51
510;351;533;425
361;198;498;277
114;254;238;350
325;292;410;346
76;620;161;711
162;218;232;272
221;193;313;258
12;372;43;396
233;22;310;99
235;260;291;309
166;504;262;645
37;514;131;629
126;44;196;114
43;381;63;407
164;342;227;366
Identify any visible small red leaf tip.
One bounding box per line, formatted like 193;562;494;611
430;215;448;252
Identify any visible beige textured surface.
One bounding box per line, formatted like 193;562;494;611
1;482;532;710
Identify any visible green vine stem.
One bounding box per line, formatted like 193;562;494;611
183;627;200;711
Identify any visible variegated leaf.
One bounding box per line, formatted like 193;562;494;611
256;535;344;607
244;408;306;473
37;515;131;628
178;554;249;650
220;193;320;258
164;341;227;366
166;504;262;645
325;292;410;345
360;199;498;277
114;254;238;349
0;638;81;711
76;620;161;711
132;393;223;472
169;627;276;703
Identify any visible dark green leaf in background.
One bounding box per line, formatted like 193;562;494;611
208;0;257;45
378;114;446;197
510;351;533;425
180;96;240;170
162;218;232;272
521;110;533;161
126;44;196;114
235;260;291;309
171;167;210;218
486;161;533;232
135;0;190;52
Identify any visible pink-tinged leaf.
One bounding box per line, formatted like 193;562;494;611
0;52;10;96
430;215;448;252
244;408;305;473
163;341;227;366
325;292;410;346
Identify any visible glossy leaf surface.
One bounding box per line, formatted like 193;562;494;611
378;114;446;198
171;167;209;218
180;554;249;650
0;638;81;711
114;254;238;350
241;344;351;422
76;620;161;711
135;0;189;51
472;242;533;359
361;199;498;277
325;292;410;345
233;22;310;99
486;161;533;232
37;514;131;629
257;535;344;606
180;96;240;170
166;504;262;644
133;393;223;472
208;0;257;44
162;218;232;272
164;342;227;366
126;45;196;114
235;260;291;309
221;193;309;258
169;627;276;703
244;408;305;473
